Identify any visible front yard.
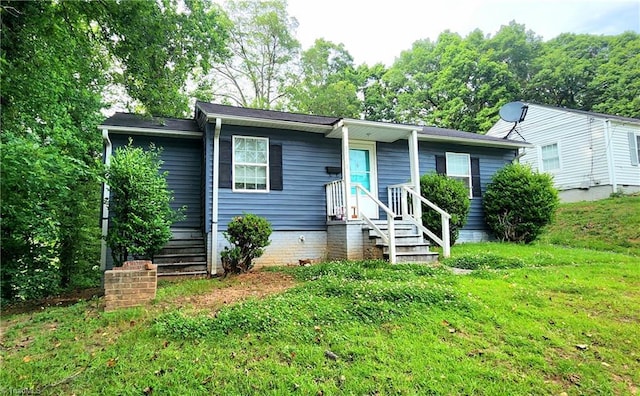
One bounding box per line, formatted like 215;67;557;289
1;244;638;395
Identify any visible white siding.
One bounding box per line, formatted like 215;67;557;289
487;105;640;197
610;121;640;187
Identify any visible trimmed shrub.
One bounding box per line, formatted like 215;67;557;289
106;140;184;265
483;163;559;243
221;213;272;274
420;173;471;245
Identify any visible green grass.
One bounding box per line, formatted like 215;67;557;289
2;250;638;395
538;194;640;256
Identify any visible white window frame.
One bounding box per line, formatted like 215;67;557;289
539;142;561;173
446;152;472;198
635;134;640;166
232;135;269;193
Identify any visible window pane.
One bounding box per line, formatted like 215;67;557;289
233;137;269;191
446;153;469;176
541;143;560;171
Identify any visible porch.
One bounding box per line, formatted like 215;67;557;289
323;118;451;263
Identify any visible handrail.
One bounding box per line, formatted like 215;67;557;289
399;185;451;258
353;184;397;264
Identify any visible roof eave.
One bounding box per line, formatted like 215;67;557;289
418;134;532;149
98;124;203;139
196;104;337;133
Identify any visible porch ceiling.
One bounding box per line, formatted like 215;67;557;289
325;119;416;143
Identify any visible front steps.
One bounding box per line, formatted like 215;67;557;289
154;229;208;276
365;220;439;263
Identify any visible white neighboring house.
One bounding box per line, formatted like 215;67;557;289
487;103;640;202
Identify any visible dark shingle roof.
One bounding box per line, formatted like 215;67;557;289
196;101;341;126
420;126;526;145
533;103;640;124
100;113;200;132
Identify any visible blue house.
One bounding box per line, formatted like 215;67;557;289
99;102;528;276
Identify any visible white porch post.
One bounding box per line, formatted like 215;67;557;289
210;118;222;275
100;129;112;272
409;129;422;222
341;124;353;219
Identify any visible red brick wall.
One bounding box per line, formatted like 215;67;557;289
104;260;157;311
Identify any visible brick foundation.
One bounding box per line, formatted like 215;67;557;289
104;260;157;311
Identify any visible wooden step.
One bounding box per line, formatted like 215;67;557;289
154;253;207;264
158;270;208;277
382;242;432;254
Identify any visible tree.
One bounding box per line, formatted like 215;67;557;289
0;0;229;301
92;0;230;117
286;38;361;117
483;163;559;243
527;33;610;110
201;0;300;109
106;142;184;265
589;32;640;118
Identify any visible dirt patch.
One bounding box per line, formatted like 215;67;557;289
169;270;297;311
1;288;104;317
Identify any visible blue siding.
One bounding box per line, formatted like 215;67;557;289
110;134;203;229
203;122;516;233
213;125;341;231
377;141;516;231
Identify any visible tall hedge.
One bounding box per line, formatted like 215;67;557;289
420;173;471;245
483;163;559;243
105;141;183;266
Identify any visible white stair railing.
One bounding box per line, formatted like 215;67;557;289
388;183;451;258
354;184;398;264
325;180;345;220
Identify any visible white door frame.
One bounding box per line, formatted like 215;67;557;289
349;140;378;219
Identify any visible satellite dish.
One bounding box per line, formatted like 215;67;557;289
499;101;528;123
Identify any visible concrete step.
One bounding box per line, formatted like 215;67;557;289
385;251;439;263
374;234;426;245
382;243;432;254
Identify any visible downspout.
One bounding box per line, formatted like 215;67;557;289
603;119;617;194
100;129;112;272
209;117;222;275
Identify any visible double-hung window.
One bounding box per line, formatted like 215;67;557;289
540;143;560;172
233;136;269;191
446;152;472;197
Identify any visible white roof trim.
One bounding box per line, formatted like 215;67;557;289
342;118;418;132
98;125;202;139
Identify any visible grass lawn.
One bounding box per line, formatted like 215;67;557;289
1;243;638;395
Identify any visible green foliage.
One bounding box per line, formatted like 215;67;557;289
286;38;361;117
537;194;640;256
483;163;559;243
442;253;525;270
106;141;183;265
3;253;640;394
1;1;104;301
221;214;272;274
360;25;638;129
419;173;471;244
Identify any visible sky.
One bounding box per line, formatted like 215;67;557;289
287;0;640;66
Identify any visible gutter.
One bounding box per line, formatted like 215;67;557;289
100;129;112;272
603;119;617;193
97;125;202;138
209;118;222;275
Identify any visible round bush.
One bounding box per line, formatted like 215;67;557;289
221;213;272;274
483;163;559;243
420;173;470;245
